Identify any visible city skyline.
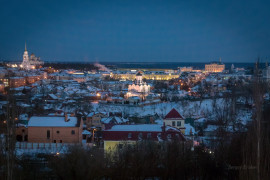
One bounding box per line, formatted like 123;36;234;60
1;0;270;62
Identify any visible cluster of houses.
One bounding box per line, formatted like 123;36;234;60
0;46;260;154
15;108;191;152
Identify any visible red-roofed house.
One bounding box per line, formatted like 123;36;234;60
103;124;185;152
164;108;185;134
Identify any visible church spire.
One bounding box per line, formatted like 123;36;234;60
25;42;27;51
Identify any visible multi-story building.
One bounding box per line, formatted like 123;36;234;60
28;114;83;143
0;74;43;88
25;75;41;84
205;59;225;73
179;67;193;72
9;77;26;88
110;71;179;81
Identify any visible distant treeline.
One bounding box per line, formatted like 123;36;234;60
43;62;98;71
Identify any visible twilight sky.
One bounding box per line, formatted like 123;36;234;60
0;0;269;62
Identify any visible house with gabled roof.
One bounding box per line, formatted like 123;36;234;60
103;124;185;152
164;108;185;134
28;114;83;143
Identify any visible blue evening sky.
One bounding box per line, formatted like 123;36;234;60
0;0;269;62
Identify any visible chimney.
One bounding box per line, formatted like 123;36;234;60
64;113;69;122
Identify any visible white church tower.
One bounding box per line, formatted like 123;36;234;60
21;43;31;70
136;72;143;84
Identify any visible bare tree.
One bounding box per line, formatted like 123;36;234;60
253;61;265;180
50;146;105;180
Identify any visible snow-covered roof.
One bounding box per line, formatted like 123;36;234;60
196;118;206;123
87;111;108;117
14;92;25;96
28;116;78;127
19;114;28;121
87;112;95;117
107;124;162;132
155;118;163;125
48;112;64;116
106;124;180;132
111;96;124;100
82;130;92;135
164;108;183;119
129;96;140;100
204;125;219;132
101;116;129;124
48;94;58;100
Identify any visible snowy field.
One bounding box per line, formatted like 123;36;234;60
94;99;225;118
93;98;252;124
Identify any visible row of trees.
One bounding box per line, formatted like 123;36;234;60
25;142;226;180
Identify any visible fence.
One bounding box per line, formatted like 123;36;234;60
16;142;93;151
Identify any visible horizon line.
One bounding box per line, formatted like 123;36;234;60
0;59;260;64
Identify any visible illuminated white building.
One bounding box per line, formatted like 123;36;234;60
205;58;225;73
126;72;151;99
21;43;43;70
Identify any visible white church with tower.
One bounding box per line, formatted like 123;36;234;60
126;71;151;99
21;43;44;70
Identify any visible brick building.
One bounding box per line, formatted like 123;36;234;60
28;114;83;143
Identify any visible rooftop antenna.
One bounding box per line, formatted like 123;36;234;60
219;57;222;63
25;42;27;51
